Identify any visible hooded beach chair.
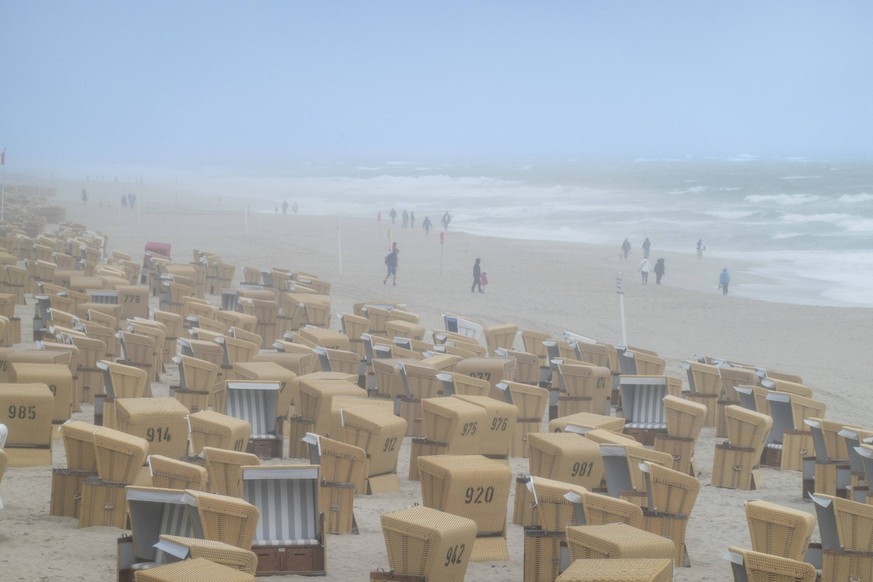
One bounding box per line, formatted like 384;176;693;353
303;433;365;534
639;461;701;566
724;547;817;582
153;535;258;575
618;376;669;445
805;418;853;498
711;406;772;490
810;493;873;580
171;354;219;412
203;447;260;497
120;485;200;576
497;379;548;457
186;489;260;549
554;361;612;417
601;443;673;504
225;381;283;459
527;432;604;490
417;454;512;562
338;404;407;494
147;455;208;490
379;505;477;582
744;499;816;562
241;464;326;576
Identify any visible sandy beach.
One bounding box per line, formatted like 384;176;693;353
1;179;872;581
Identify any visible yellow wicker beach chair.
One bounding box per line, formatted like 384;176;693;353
148;455;208;490
744;500;816;562
92;426;149;483
566;522;675;561
379;505;477;582
528;432;604;490
203;447;259;497
98;360;149;399
639;461;702;566
304;433;366;534
115;397;190;458
338;405;407;494
154;534;258;575
133;557;255;582
484;323;518;355
417;454;512;562
724;546;817;582
556;558;673;582
187;489;260;549
0;382;55;466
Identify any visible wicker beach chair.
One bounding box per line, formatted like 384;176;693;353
92;426;149;483
203;447;260;497
304;433;366;534
379;505;477;582
496;380;548;457
618;376;669;445
744;500;816;562
115;397;190;459
122;486;199;574
417;454;512;562
712;406;772;491
338;405;407;494
225;381;283;459
98;360;149;399
805;418;853;498
0;383;55;466
565;522;675;562
483;323;518;354
133;556;255;582
171;354;219;413
528;432;604;490
601;444;673;503
148;455;208;490
154;534;259;575
241;464;326;575
639;461;701;566
556;558;674;582
554;361;612;417
724;547;817;582
187;489;260;549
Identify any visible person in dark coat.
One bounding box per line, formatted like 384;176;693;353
471;258;483;293
654;258;665;285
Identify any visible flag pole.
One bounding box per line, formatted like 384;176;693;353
336;217;343;275
1;148;6;223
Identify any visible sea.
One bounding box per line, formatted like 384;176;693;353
52;157;873;309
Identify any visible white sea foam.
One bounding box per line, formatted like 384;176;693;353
838;193;873;203
745;194;822;205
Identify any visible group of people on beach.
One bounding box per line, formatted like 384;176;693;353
381;210;490;292
384;209;451;235
624;236;730;294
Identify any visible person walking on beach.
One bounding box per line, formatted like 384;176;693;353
621;238;631;260
410;211;415;228
402;210;409;228
719;267;731;295
422;216;432;234
81;188;88;206
282;200;288;215
639;257;652;285
442;211;452;230
471;258;483;293
389;208;397;224
384;243;399;285
696;238;705;258
642;237;651;259
654;258;665;285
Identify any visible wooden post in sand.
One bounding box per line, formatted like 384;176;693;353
616;273;627;346
337;217;343;275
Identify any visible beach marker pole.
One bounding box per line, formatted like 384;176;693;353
439;230;445;276
337;217;343;275
245;205;249;233
616;273;627;346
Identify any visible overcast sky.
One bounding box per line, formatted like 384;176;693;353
1;1;871;174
